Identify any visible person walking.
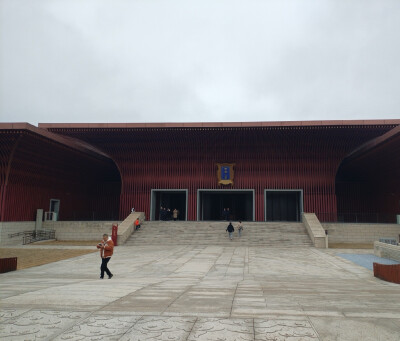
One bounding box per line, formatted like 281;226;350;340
226;222;234;241
237;221;243;237
97;233;114;279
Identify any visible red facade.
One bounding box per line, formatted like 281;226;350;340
0;124;120;222
1;121;399;223
336;125;400;222
41;121;399;222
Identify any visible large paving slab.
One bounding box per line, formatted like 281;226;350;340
1;245;400;340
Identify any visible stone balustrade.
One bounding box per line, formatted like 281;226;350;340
302;213;327;248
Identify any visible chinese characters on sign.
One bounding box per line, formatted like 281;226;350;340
217;163;235;185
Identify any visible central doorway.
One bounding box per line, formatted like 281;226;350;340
264;190;303;222
150;189;188;221
198;190;254;221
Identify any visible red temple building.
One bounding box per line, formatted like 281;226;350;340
1;120;399;223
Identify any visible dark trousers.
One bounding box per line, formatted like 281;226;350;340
100;257;112;278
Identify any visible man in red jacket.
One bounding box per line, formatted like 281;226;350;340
97;233;114;279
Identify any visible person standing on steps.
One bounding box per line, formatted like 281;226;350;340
97;233;114;279
226;208;231;221
237;221;243;237
226;222;234;240
134;217;140;230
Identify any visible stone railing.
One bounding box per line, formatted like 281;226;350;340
117;212;145;245
302;213;327;248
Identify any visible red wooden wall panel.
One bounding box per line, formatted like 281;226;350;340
0;131;121;222
47;125;395;221
336;128;400;222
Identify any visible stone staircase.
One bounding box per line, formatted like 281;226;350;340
125;221;313;247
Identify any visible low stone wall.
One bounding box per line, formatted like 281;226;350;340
374;241;400;262
0;222;36;246
0;212;146;246
42;221;120;241
322;223;400;245
302;213;327;248
42;212;145;244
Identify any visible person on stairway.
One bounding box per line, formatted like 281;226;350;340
226;222;234;240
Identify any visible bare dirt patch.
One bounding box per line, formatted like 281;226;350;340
329;243;373;249
0;248;97;270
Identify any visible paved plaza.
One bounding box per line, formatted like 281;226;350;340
1;244;400;340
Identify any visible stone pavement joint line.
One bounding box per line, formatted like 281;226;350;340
1;244;400;340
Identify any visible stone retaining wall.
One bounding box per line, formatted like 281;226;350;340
0;222;36;246
0;212;146;246
374;241;400;262
322;223;400;244
42;221;120;241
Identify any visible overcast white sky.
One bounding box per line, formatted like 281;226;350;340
0;0;399;126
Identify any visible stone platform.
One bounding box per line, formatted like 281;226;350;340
1;244;400;340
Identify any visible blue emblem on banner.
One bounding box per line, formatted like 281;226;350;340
217;163;235;185
221;166;230;180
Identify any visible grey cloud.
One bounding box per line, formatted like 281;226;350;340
0;0;399;125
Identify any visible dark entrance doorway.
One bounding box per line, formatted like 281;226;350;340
199;190;254;221
151;190;187;221
265;190;302;221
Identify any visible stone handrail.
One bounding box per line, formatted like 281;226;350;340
117;212;145;245
302;213;327;248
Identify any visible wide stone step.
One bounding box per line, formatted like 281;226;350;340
126;221;313;247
